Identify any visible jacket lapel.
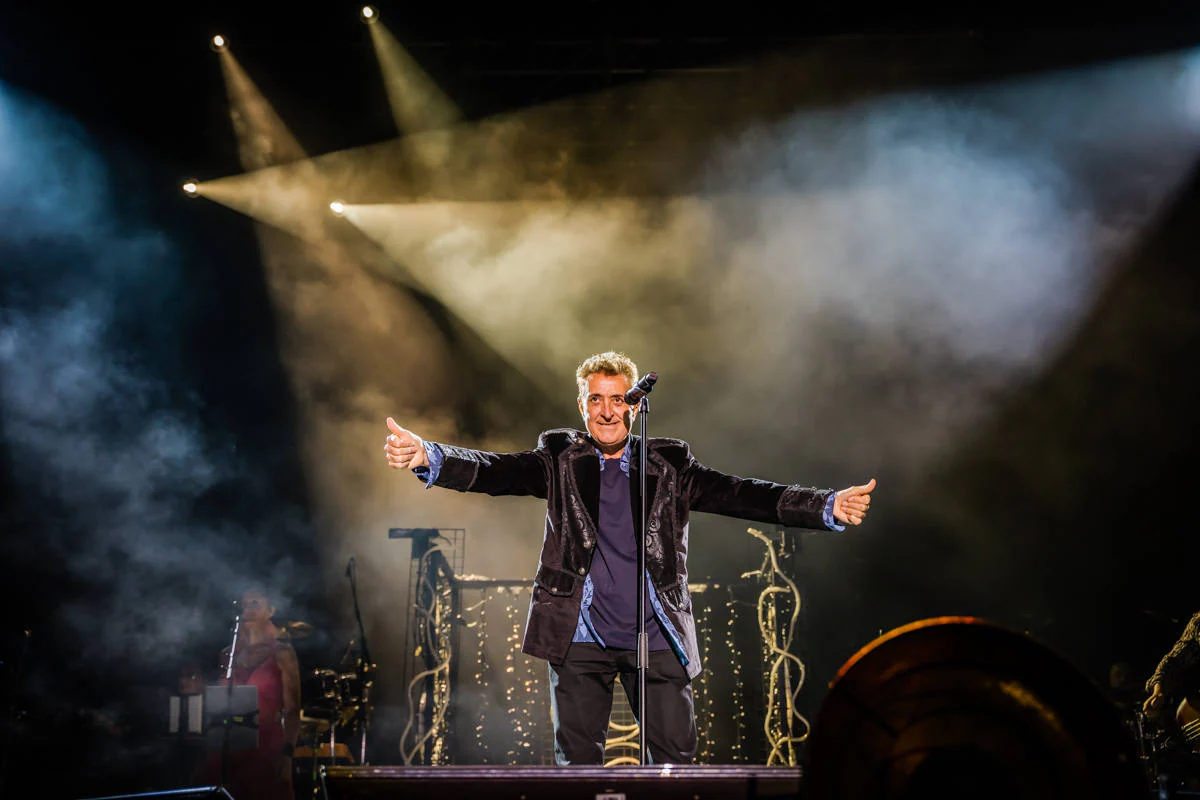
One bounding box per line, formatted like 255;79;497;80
569;445;600;538
628;437;659;539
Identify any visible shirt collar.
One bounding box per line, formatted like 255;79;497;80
594;437;632;475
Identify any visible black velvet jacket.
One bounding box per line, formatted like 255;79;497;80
427;428;835;680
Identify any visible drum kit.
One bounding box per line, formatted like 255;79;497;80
278;621;376;797
1126;699;1200;795
1125;707;1163;786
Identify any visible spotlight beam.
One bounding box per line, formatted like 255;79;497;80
366;19;461;140
215;44;307;171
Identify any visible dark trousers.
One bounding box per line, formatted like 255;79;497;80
548;642;697;765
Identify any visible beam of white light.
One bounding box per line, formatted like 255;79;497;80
216;46;308;171
193;127;463;246
202;46;338;245
188;169;328;242
366;19;460;149
202;52;493;671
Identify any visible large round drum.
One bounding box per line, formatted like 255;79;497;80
806;617;1146;800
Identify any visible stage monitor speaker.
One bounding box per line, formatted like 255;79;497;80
805;616;1146;800
79;787;234;800
322;765;801;800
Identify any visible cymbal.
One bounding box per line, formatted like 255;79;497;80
277;621;313;640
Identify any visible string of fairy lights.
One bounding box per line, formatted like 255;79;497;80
499;588;543;761
725;593;750;762
461;585;551;763
463;594;491;761
692;583;718;763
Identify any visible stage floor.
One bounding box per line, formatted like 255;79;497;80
321;764;803;799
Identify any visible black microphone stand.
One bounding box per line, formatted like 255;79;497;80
636;394;650;767
221;605;242;789
346;558;375;764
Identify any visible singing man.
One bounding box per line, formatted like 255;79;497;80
383;351;874;764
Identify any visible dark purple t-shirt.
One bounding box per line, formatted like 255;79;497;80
587;458;670;650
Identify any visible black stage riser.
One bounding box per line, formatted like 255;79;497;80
322;765;801;800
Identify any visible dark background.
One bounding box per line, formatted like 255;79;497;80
3;2;1200;796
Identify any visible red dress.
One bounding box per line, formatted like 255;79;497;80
200;640;292;800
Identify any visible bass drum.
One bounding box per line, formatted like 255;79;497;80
806;617;1147;800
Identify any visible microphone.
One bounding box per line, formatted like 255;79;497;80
624;372;658;405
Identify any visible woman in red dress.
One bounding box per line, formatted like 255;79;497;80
200;588;302;800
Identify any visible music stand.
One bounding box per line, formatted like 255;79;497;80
168;693;205;736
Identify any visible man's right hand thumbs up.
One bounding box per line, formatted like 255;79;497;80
384;417;429;471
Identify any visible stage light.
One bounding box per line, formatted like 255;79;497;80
330;200;346;216
182;179;200;197
211;34;227;51
361;6;378;23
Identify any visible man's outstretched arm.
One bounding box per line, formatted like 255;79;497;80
383;417;551;498
682;446;874;530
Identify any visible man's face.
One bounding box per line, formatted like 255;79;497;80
579;372;636;454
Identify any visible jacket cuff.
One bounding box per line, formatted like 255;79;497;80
412;442;445;488
428;443;482;490
777;486;835;530
822;493;844;531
